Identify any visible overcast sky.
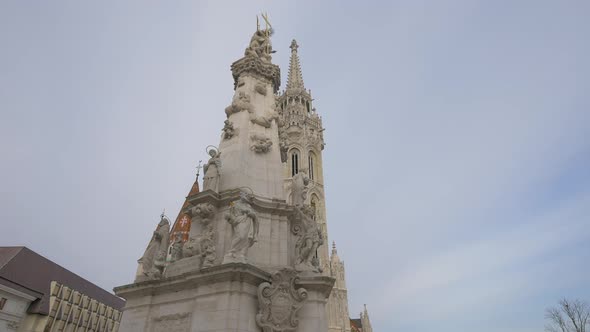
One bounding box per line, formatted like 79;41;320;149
1;1;589;331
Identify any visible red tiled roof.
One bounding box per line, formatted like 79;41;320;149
170;177;200;243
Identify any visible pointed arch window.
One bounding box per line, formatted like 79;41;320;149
308;152;315;181
291;150;300;176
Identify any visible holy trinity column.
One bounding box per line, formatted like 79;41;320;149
115;18;334;332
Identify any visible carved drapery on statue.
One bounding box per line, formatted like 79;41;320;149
203;149;221;192
223;191;259;264
256;268;308;332
136;214;170;281
291;205;323;273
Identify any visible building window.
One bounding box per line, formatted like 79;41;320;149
0;298;6;310
291;150;299;176
308;153;315;180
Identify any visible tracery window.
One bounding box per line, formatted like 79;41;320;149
291;150;300;176
308;152;315;180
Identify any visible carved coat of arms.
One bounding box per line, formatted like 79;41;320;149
256;268;308;332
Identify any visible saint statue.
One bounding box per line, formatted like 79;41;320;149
203;149;221;192
223;191;259;264
136;214;170;281
293;205;323;273
291;170;310;206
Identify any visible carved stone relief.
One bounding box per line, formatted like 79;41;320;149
225;91;253;116
181;203;217;269
169;233;184;263
255;82;267;95
250;109;278;128
250;134;273;153
152;312;190;332
222;120;237;140
192;203;215;223
256;268;308;332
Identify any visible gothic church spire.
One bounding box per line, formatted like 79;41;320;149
286;39;306;93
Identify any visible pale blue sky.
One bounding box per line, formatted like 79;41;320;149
1;1;589;331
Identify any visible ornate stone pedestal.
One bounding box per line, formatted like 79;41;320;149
115;263;333;332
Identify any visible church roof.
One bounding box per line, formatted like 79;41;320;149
169;175;200;243
350;318;363;331
0;246;124;315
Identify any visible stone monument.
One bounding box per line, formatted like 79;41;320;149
114;16;335;332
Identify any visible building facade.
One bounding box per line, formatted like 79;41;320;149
0;247;124;332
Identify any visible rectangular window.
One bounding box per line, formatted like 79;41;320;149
0;297;6;310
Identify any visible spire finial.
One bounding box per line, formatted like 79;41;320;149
290;39;299;52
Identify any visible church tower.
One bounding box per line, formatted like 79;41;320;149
277;39;329;270
278;40;372;332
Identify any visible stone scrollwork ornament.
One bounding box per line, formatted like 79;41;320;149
256;268;308;332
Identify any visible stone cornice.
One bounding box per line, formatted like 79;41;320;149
231;56;281;93
297;274;336;299
185;189;292;216
114;263;271;301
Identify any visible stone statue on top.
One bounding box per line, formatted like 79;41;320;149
244;14;275;63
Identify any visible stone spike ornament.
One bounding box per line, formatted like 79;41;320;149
256;268;308;332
